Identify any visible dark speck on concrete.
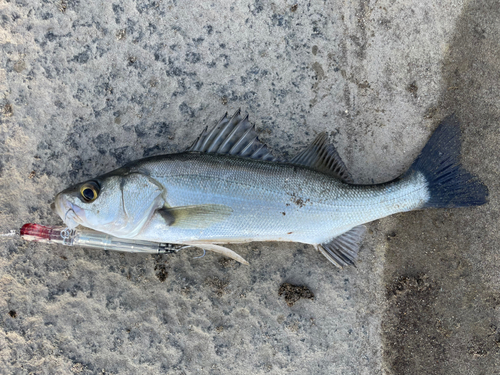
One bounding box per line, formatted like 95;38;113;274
205;277;229;297
279;283;314;306
154;256;168;282
311;62;325;80
112;4;124;15
179;102;196;118
219;54;230;68
186;52;201;64
95;133;115;155
192;37;204;45
2;102;13;117
109;146;130;165
142;145;162;158
72;50;90;64
204;25;213;35
250;0;264;15
272;14;285;28
407;81;418;97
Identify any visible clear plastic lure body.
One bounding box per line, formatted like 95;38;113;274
20;223;181;254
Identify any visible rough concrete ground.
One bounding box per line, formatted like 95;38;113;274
0;0;498;374
382;1;500;374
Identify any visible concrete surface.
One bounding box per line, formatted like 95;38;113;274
0;0;497;374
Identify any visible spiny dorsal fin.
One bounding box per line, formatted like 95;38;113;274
188;109;277;161
316;225;366;268
290;132;353;183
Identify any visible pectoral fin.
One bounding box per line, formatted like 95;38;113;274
186;243;249;265
157;204;233;229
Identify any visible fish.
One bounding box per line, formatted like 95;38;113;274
52;111;488;267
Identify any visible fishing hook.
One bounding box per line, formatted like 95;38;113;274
193;248;206;260
163;244;205;259
64;207;76;223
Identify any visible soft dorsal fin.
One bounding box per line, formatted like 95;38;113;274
290;132;353;183
188;109;277;161
316;225;366;268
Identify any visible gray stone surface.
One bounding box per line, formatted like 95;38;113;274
0;0;497;374
382;1;500;374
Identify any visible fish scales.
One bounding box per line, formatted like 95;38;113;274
52;112;488;267
133;153;429;245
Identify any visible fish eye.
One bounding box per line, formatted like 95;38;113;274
80;181;100;203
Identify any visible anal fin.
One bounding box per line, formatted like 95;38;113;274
316;225;366;268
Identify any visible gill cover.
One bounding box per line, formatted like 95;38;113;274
55;172;165;238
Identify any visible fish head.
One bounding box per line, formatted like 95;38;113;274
52;170;165;238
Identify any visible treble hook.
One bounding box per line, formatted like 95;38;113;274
64;208;76;223
170;245;206;260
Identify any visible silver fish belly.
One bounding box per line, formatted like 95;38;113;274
52;111;488;267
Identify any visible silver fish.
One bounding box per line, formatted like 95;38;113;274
52;111;488;267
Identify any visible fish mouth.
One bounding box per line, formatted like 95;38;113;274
52;194;85;229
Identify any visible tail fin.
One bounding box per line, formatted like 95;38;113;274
407;115;488;208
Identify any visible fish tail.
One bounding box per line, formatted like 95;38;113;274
407;115;488;208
